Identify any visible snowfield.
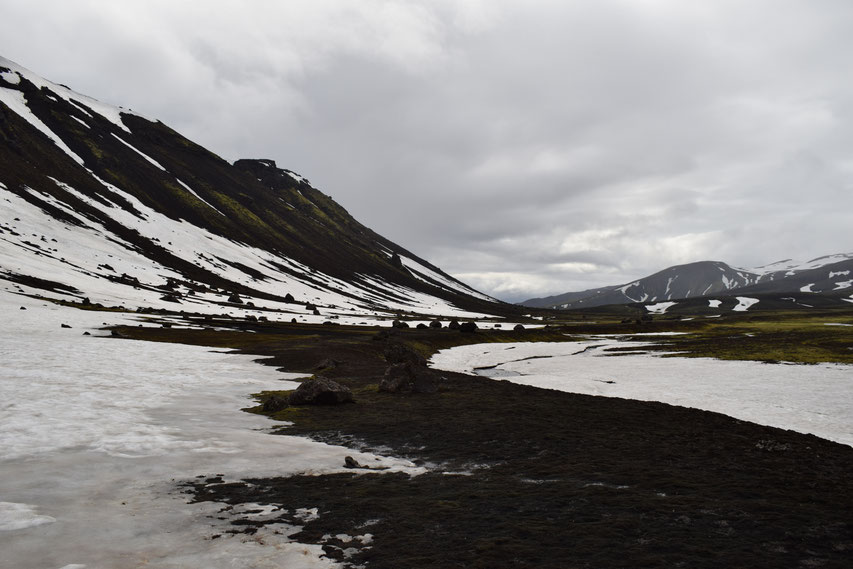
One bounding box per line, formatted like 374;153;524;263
430;338;853;447
0;292;422;568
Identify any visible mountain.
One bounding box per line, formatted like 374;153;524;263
521;256;853;311
0;56;502;323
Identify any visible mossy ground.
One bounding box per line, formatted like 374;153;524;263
116;311;853;568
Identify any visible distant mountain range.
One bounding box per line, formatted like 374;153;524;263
0;56;505;323
521;255;853;311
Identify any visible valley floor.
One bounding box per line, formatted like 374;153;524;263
2;294;852;568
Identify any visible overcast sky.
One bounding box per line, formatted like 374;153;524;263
2;1;852;302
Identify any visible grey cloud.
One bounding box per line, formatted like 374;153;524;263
2;0;852;301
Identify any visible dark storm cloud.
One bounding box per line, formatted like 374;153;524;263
2;1;851;301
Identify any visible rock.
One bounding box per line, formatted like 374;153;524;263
429;319;442;329
378;362;439;394
110;330;124;338
378;363;410;393
19;306;26;310
416;323;428;329
391;320;410;329
448;319;461;330
161;292;182;303
390;252;404;269
227;293;243;304
289;377;355;405
284;293;295;303
344;456;362;469
514;324;525;332
262;395;289;413
61;323;72;329
459;321;478;333
315;358;339;371
383;341;427;366
82;331;91;336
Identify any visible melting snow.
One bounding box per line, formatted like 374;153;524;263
175;178;225;216
431;339;853;447
645;301;676;314
0;70;21;84
0;502;56;531
0;292;421;567
1;55;134;132
0;87;85;165
399;254;494;302
708;299;722;308
110;133;166;170
732;297;759;311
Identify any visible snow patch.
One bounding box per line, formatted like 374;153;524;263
732;297;759;312
0;55;134;132
708;299;722;308
0;293;421;567
110;133;166;170
0;502;56;531
0;70;21;85
645;301;676;314
431;339;853;447
0;87;85;165
175;178;225;216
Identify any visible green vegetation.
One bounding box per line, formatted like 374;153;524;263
630;311;853;364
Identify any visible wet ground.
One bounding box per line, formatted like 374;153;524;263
155;324;853;568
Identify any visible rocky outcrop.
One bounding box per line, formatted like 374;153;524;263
289;377;354;405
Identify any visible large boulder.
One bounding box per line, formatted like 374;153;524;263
459;321;478;333
289;377;355;405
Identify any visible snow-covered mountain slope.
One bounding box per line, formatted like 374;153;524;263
522;256;853;311
523;261;761;309
747;253;853;277
0;56;503;322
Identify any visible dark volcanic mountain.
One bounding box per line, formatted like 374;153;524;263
0;56;500;322
522;256;853;311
